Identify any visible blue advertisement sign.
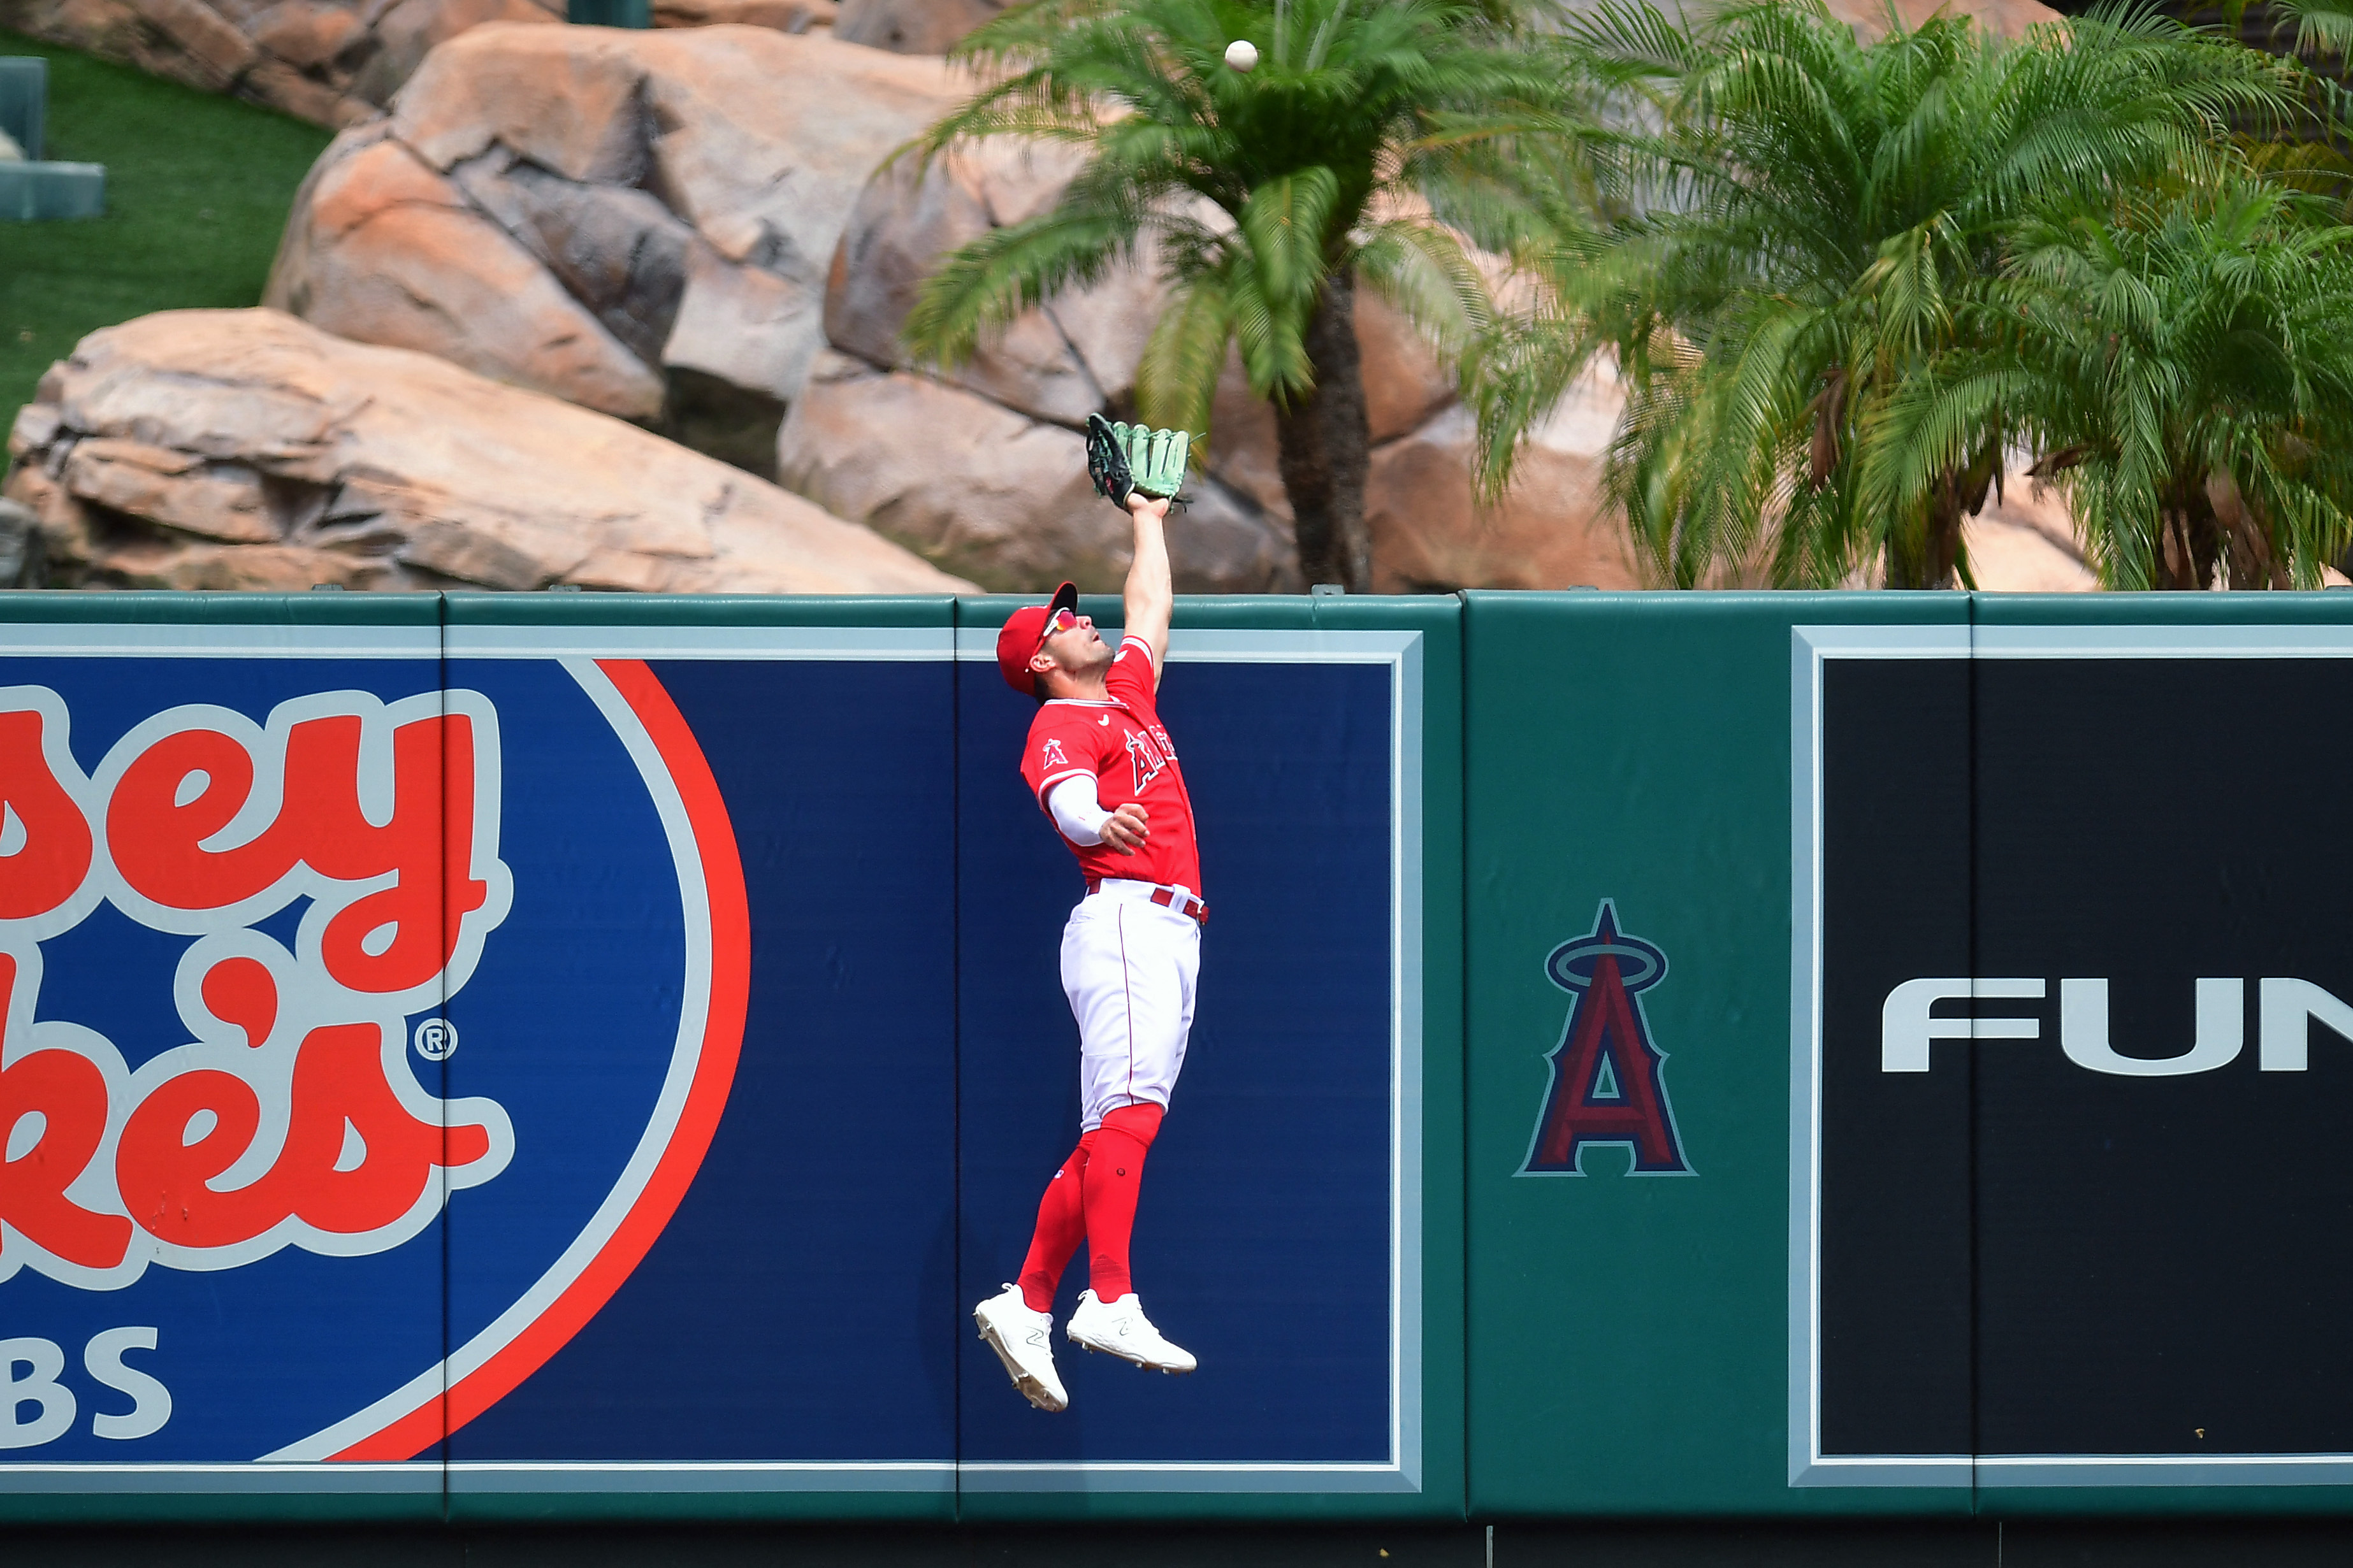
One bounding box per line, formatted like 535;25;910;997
0;616;1424;1504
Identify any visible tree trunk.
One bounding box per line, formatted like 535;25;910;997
2210;468;2287;589
2157;477;2224;589
1885;471;1969;589
1274;270;1373;592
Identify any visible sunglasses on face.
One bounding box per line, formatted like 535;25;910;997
1034;606;1078;657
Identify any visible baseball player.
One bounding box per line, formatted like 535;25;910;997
973;481;1204;1414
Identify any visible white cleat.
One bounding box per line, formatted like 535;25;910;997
974;1284;1069;1413
1066;1288;1198;1374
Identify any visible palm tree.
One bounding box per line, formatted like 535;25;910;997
1469;0;2296;587
1871;181;2353;587
900;0;1567;590
2229;0;2353;220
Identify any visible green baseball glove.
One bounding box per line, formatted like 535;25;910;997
1086;414;1192;507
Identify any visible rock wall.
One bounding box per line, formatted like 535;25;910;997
784;137;1644;593
783;141;1298;592
253;21;1646;593
651;0;831;29
1823;0;2062;39
0;0;559;128
0;0;836;130
830;0;992;54
2;308;974;592
1962;468;2098;592
266;23;960;474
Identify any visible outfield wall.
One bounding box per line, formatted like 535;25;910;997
0;590;2345;1522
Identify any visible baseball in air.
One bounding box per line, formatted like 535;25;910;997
1225;38;1258;71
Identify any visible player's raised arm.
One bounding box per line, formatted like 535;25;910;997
1082;414;1184;689
1124;493;1173;687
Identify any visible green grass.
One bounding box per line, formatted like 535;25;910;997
0;31;333;440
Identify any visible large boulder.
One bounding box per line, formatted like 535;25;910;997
266;23;962;472
1;308;974;593
779;349;1296;593
789;136;1640;592
1962;469;2097;592
1365;379;1642;593
0;0;563;129
1823;0;2062;38
0;0;839;130
830;0;996;53
652;0;832;28
828;143;1110;426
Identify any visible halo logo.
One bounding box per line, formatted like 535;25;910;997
1518;902;1692;1176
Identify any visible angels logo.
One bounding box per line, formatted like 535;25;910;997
0;651;745;1465
1518;902;1691;1176
1125;728;1170;793
1041;738;1070;769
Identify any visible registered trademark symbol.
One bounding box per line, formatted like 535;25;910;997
414;1018;458;1061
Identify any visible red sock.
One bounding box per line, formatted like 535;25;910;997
1015;1132;1094;1313
1082;1102;1164;1302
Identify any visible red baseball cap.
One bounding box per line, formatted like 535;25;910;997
995;581;1080;695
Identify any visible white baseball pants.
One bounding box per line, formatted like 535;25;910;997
1060;880;1201;1132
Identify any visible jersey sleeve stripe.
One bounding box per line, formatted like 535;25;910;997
1033;765;1091;805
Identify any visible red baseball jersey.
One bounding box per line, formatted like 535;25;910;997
1020;636;1203;895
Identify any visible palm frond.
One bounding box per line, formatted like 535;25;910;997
1472;0;2335;587
1136;270;1239;443
902;201;1138;368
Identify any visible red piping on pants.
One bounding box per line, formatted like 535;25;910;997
1117;903;1135;1107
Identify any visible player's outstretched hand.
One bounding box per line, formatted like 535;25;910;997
1127;493;1171;525
1101;802;1150;854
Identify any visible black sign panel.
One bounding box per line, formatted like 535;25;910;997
1810;639;2353;1481
1817;655;1973;1462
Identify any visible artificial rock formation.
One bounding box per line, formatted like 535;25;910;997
1823;0;2063;39
785;136;1644;592
786;139;1300;591
0;0;836;131
266;22;961;472
1961;470;2098;592
779;348;1310;593
0;0;563;129
830;0;994;53
1364;381;1639;592
651;0;831;27
256;24;1636;593
1;308;974;593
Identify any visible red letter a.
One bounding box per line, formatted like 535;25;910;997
1520;904;1691;1176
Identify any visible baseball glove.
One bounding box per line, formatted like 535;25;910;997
1086;414;1192;507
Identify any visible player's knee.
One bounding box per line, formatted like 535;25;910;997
1100;1101;1164;1148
